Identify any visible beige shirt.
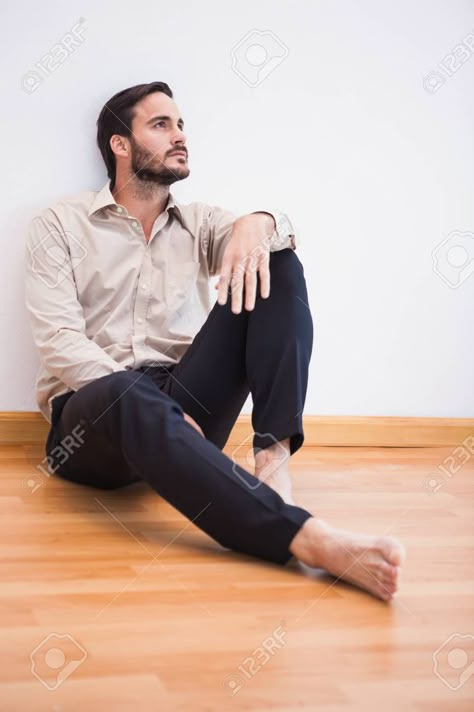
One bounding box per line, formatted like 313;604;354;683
24;181;297;423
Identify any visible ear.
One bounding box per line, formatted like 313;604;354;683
109;134;129;159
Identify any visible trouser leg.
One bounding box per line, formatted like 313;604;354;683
45;248;314;564
247;247;313;454
141;247;313;456
47;370;313;565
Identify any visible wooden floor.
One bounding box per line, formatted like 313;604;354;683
0;443;473;711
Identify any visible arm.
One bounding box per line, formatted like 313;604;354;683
204;205;296;277
24;211;127;392
203;205;297;314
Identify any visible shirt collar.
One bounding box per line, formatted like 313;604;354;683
87;180;183;224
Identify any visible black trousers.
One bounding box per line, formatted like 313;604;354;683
45;248;314;565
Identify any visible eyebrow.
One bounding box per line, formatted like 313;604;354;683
146;115;185;129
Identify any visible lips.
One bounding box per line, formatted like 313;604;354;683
169;151;187;157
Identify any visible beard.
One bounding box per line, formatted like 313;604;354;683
130;137;190;186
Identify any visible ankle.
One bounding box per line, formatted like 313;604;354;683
254;439;290;469
289;517;333;568
256;467;291;484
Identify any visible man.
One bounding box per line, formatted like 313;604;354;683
25;81;404;601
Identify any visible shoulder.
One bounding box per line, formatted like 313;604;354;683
27;189;95;249
174;200;237;232
29;189;95;226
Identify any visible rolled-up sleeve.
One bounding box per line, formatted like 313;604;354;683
24;211;126;393
249;209;297;251
202;205;297;276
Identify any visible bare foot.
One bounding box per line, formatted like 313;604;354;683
256;469;295;505
290;517;405;602
254;439;295;505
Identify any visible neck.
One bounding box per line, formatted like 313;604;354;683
111;174;170;225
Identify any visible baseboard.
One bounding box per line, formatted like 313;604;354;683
0;412;472;447
227;415;473;448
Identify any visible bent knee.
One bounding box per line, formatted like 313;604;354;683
268;248;305;290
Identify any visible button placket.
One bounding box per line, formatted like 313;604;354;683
134;252;152;334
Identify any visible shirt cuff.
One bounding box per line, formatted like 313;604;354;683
249;210;297;250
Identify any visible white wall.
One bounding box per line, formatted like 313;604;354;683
2;0;473;417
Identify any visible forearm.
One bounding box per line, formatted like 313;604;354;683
237;211;295;251
237;212;276;236
34;326;127;392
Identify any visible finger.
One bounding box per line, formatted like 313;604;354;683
217;262;232;305
244;256;258;311
231;259;246;314
258;252;271;299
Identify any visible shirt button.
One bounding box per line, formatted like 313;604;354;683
132;221;139;228
137;318;143;324
116;206;123;213
141;284;147;290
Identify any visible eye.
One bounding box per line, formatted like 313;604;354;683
154;121;166;127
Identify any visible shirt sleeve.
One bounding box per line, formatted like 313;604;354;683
202;205;297;276
24;211;127;393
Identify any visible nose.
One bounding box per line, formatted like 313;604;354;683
172;126;187;145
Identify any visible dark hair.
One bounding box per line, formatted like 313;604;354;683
96;81;173;187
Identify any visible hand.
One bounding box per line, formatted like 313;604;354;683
216;213;275;314
183;411;205;438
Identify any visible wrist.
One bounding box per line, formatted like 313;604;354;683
248;211;276;232
236;212;275;242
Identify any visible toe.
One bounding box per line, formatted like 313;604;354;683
385;564;399;583
382;579;398;594
382;538;406;567
378;585;394;601
380;561;394;576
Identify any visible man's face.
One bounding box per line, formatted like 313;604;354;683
126;92;189;186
